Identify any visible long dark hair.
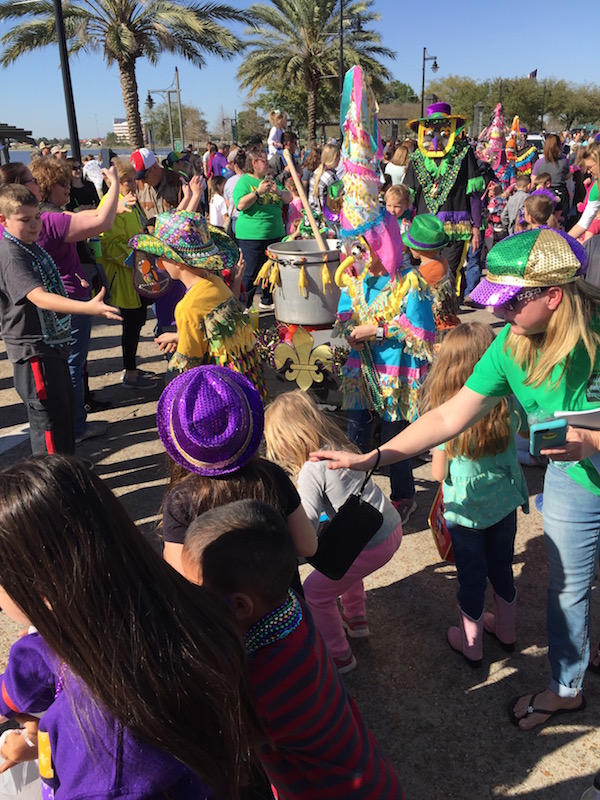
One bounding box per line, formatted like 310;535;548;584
0;455;260;799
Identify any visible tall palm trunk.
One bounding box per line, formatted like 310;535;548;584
119;59;144;149
307;82;317;143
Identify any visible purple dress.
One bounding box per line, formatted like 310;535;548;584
0;633;211;800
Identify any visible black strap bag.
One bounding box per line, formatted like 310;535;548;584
307;451;383;581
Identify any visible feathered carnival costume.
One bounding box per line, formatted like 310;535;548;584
334;66;435;423
477;103;515;189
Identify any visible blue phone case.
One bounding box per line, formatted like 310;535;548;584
529;419;567;456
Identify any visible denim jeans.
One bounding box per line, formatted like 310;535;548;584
69;314;92;438
447;511;517;620
463;240;483;297
346;409;414;501
543;463;600;697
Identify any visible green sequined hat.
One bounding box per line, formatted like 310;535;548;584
470;228;588;307
128;211;239;273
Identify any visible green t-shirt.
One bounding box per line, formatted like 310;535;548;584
232;173;285;241
465;322;600;495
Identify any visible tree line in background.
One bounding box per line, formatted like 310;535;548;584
428;76;600;132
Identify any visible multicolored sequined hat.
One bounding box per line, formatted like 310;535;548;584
340;65;403;278
157;365;264;476
469;228;588;307
128;211;239;273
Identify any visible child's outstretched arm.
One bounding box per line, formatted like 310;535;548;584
0;717;38;773
63;166;120;241
27;285;122;321
310;386;500;471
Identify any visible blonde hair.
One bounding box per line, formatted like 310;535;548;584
505;281;600;388
421;323;512;459
103;157;135;187
264;391;358;476
269;110;287;128
29;157;71;201
385;183;411;205
311;144;340;203
391;145;410;167
584;141;600;173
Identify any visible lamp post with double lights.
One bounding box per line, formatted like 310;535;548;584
146;68;184;150
421;47;439;117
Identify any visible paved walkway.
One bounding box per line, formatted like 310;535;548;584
0;308;598;799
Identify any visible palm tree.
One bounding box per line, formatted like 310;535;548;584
0;0;253;148
237;0;394;142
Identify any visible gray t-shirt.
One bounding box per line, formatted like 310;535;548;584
297;459;401;550
0;236;70;362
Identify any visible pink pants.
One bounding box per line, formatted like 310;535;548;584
303;524;403;659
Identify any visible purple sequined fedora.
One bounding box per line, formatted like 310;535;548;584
157;365;264;476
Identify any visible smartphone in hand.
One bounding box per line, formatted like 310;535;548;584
529;419;568;456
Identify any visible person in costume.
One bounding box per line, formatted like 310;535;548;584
128;211;264;392
401;214;460;337
513;121;539;178
477;103;515;191
403;102;484;300
334;65;436;525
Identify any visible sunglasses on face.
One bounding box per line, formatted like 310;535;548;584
72;165;82;170
503;286;548;312
56;180;70;188
23;176;38;185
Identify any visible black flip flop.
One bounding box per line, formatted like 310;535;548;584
508;692;587;729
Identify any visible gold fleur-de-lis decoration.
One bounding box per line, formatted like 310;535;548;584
273;326;333;391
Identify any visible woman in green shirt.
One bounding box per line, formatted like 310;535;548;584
233;146;291;310
312;228;600;731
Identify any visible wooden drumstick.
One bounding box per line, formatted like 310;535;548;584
282;149;328;251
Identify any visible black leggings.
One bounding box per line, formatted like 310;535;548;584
120;305;148;371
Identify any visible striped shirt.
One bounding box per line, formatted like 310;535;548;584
249;598;403;799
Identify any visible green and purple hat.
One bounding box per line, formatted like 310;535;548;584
470;228;588;308
128;210;239;273
402;214;449;251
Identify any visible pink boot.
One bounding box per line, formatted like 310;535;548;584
483;591;517;652
447;607;483;667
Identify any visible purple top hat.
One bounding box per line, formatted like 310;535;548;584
426;101;452;117
157;365;264;476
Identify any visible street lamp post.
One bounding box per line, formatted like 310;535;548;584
338;0;361;96
421;47;439;118
146;69;184;150
52;0;81;161
339;0;344;98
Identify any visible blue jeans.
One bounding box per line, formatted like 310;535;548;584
69;314;92;438
464;240;483;297
447;511;517;620
543;463;600;697
346;409;414;501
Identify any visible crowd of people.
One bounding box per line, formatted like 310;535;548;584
2;70;600;797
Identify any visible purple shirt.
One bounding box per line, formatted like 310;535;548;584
0;633;211;800
210;152;228;178
37;213;89;300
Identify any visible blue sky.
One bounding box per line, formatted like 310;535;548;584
2;0;596;141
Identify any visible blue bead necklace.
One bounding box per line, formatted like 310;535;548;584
245;590;302;655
